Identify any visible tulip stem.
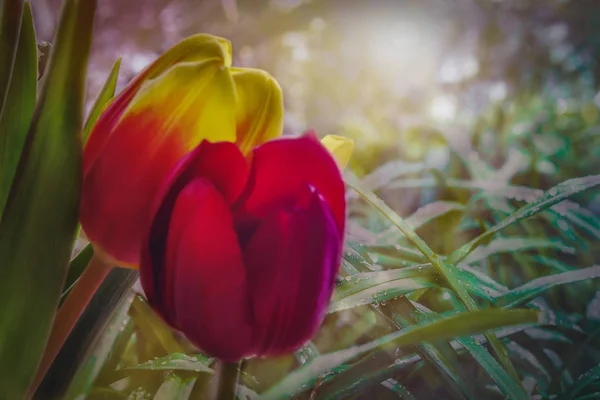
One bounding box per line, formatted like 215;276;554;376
210;360;242;400
29;254;112;395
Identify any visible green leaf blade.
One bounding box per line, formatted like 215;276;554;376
0;1;37;217
448;174;600;265
0;0;23;115
262;309;539;400
0;0;96;397
82;57;121;143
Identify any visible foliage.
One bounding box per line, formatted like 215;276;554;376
2;0;600;399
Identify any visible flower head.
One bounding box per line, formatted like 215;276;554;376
80;34;283;266
140;134;346;361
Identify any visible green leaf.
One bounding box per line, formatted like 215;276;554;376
262;309;540;400
57;58;120;297
381;379;417;400
0;0;95;397
123;354;258;400
0;0;23;115
345;172;477;310
506;341;551;388
130;296;184;355
558;363;600;399
457;336;529;400
329;266;439;313
519;254;574;273
375;201;465;245
126;353;213;374
0;1;36;217
494;266;600;307
448;174;600;265
153;375;196;400
407;302;529;400
345;171;521;381
82;57;121;143
41;268;138;399
61;244;94;302
63;291;134;400
361;160;426;191
393;311;476;400
464;237;575;264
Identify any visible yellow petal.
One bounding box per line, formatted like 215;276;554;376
321;135;354;169
231;68;284;155
122;57;237;150
104;34;232;114
138;34;232;83
83;34;233;164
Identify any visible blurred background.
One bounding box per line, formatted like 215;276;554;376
33;0;600;212
31;1;600;399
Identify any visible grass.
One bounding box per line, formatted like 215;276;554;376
60;91;600;399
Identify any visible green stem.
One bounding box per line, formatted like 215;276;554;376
210;360;241;400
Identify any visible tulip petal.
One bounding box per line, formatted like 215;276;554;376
235;133;346;233
81;110;190;265
166;179;253;361
140;140;249;304
124;59;237;148
231;68;284;154
320;135;354;169
84;34;232;175
244;184;341;355
81;60;237;265
159;140;250;208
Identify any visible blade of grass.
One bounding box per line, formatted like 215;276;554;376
375;201;465;245
153;375;196;400
494;266;600;308
262;309;539;400
345;171;523;382
329;267;439;313
464;237;574;264
448;174;600;265
392;309;476;400
125;353;213;373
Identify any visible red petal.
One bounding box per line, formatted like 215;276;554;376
140;141;249;304
235;134;346;235
81;111;189;265
244;184;342;355
83;79;143;177
82;136;248;266
141;178;253;361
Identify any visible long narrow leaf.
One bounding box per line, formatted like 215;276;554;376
82;57;121;143
0;1;37;217
262;309;539;400
0;0;23;115
345;171;522;381
448;174;600;265
0;0;95;396
494;266;600;308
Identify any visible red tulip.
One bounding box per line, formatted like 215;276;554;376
80;34;283;267
139;134;346;361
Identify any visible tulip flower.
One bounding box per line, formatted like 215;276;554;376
80;34;283;266
139;133;347;361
